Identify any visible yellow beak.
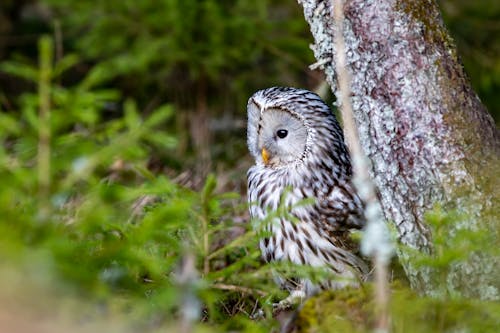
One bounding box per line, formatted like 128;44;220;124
261;148;270;165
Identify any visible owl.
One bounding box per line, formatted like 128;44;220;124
247;87;368;300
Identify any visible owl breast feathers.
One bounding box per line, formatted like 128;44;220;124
247;87;368;297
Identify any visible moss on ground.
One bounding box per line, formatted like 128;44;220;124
294;282;500;333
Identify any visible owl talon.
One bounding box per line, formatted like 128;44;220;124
273;289;306;313
250;308;265;320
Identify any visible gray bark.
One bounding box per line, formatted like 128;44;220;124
298;0;499;299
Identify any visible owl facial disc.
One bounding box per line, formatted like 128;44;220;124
256;108;308;167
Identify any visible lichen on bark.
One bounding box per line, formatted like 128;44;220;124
297;0;500;299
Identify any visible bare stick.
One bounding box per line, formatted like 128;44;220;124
212;283;268;297
176;251;201;333
331;0;392;331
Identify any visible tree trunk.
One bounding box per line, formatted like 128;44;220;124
297;0;499;299
190;75;212;181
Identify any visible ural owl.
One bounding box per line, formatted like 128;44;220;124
247;87;368;299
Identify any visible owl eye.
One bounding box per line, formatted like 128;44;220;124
276;129;288;139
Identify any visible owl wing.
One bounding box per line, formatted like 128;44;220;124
314;182;365;232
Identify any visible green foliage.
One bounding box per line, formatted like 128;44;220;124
296;206;500;333
295;205;500;333
439;0;500;121
399;206;498;299
41;0;313;108
297;283;500;333
0;36;281;331
1;0;315;172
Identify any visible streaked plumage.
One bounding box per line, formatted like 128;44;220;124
247;87;368;298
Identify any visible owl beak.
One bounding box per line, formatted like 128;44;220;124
261;148;270;165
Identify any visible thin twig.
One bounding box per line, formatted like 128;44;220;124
37;36;53;220
331;0;392;331
202;215;210;276
212;283;268;297
176;251;201;333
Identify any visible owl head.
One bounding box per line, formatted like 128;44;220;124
247;87;349;170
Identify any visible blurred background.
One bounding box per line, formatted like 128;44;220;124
1;0;498;189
